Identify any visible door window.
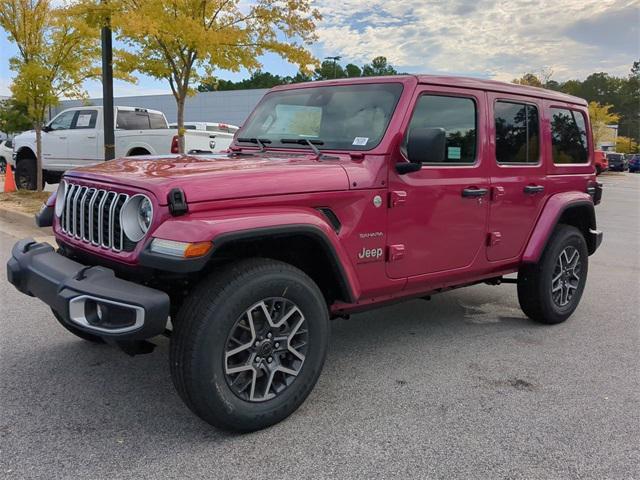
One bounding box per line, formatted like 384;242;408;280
403;95;477;164
494;101;539;164
550;108;588;164
72;110;98;129
48;111;76;131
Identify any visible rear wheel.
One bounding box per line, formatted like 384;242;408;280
517;225;588;324
170;258;329;432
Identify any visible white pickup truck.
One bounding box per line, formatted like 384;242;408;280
11;106;174;189
168;122;239;154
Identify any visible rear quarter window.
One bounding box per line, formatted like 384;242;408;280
550;108;588;164
149;113;168;129
117;111;150;130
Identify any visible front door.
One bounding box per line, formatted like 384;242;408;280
386;86;489;279
42;109;76;168
486;94;548;262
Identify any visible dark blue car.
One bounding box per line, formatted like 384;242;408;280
606;153;628;172
628;154;640;173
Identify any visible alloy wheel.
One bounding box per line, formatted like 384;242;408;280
551;246;582;307
223;297;308;402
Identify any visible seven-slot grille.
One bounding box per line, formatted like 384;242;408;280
59;183;130;251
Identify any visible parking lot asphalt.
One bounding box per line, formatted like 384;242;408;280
1;173;639;480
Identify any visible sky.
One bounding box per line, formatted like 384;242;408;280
1;0;638;99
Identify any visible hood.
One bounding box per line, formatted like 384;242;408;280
65;153;350;204
14;130;36;142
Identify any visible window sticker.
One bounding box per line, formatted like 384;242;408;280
448;146;461;160
76;114;93;128
352;137;369;146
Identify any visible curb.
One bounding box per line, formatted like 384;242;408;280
0;206;36;226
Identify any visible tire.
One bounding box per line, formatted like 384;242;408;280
44;170;62;185
51;309;105;343
16;157;37;190
170;258;329;432
127;148;150;156
517;225;588;324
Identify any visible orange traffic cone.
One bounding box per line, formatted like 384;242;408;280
4;164;17;192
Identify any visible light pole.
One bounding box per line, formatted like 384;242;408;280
324;56;341;79
101;2;115;161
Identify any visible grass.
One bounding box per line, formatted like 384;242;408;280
0;179;52;215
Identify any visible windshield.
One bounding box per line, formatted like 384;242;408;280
238;83;403;151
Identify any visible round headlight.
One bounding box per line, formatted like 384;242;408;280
138;197;152;232
54;180;67;217
121;194;153;242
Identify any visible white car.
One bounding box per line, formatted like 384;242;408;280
11;106;174;189
0;139;13;173
168;122;238;154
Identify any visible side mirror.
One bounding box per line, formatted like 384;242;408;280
396;127;446;174
42;125;52;133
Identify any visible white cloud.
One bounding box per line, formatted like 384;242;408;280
314;0;639;81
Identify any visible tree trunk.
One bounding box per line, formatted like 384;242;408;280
35;125;43;192
176;93;186;154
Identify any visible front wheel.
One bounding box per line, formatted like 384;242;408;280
170;258;329;432
16;157;37;190
517;225;588;324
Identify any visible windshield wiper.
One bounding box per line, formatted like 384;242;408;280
280;138;338;160
236;137;272;152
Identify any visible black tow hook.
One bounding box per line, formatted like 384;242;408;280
115;340;156;356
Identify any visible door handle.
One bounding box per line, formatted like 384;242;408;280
524;185;545;194
87;135;96;139
58;136;67;140
462;187;489;198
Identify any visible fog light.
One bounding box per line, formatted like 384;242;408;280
150;238;212;258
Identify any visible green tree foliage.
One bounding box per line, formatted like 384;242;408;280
0;98;32;135
197;56;400;91
514;62;640;144
345;63;362;78
362;56;397;77
314;59;346;80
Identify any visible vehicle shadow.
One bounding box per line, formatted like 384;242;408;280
3;284;541;444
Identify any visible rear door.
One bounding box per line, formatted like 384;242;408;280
486;94;547;261
65;109;100;165
386;86;490;279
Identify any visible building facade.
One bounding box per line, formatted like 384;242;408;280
53;89;269;127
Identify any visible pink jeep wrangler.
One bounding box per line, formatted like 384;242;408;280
7;75;602;431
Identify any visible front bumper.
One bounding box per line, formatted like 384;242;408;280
7;239;170;341
589;229;603;254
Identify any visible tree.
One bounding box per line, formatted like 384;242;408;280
344;63;362;78
0;98;32;136
314;59;345;80
0;0;100;190
588;101;620;148
512;73;543;87
110;0;320;153
362;56;397;76
616;136;639;154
